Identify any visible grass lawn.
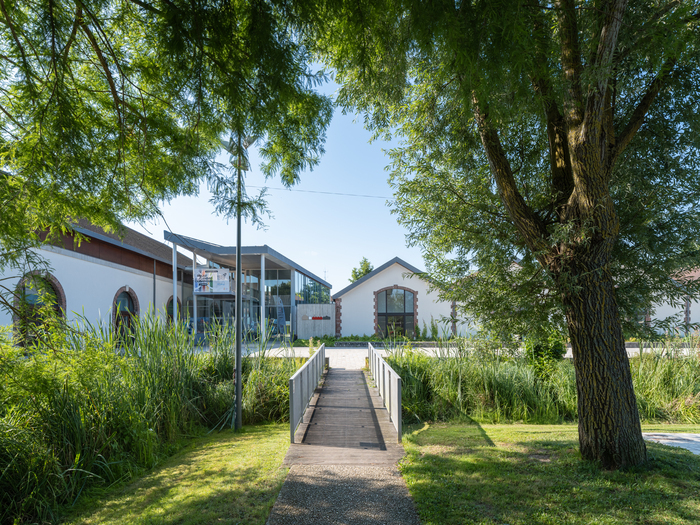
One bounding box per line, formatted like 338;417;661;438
63;423;290;525
400;422;700;525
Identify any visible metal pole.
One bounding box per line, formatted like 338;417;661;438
260;254;266;336
172;242;178;321
290;269;296;340
192;249;198;340
235;134;243;431
153;259;156;313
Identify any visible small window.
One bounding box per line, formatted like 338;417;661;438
114;290;137;343
16;277;61;346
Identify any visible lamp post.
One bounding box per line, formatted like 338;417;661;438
221;133;255;431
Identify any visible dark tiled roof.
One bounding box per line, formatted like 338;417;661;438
333;257;424;298
74;219;191;268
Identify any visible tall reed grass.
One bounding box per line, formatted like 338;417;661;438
0;316;301;525
387;337;700;425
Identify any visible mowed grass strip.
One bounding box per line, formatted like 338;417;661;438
400;422;700;525
64;423;290;525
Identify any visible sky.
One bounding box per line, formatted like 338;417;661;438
127;86;426;294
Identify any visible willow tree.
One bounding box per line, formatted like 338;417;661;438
316;0;700;468
0;0;332;274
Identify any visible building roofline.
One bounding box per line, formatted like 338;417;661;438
332;257;424;298
72;224;190;269
164;230;332;289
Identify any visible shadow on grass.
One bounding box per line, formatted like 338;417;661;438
65;424;289;525
401;423;700;525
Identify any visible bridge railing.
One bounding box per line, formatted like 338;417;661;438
289;343;326;443
368;343;402;442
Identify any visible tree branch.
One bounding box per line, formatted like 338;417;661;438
529;9;574;211
611;56;677;166
472;92;549;256
127;0;163;16
78;18;123;128
61;5;82;62
0;0;29;72
555;0;584;128
583;0;628;145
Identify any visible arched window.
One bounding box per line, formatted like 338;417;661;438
375;287;416;338
15;274;64;346
113;287;139;342
166;296;182;324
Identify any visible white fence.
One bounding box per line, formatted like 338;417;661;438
368;343;402;442
289;344;326;443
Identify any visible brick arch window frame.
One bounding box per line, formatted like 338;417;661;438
112;285;140;327
166;295;182;322
12;270;67;321
373;285;418;337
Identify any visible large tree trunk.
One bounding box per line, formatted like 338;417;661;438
561;257;647;468
473;90;648;469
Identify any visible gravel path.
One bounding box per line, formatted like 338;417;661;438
643;433;700;455
266;465;421;525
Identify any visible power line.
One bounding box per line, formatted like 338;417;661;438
247;185;389;199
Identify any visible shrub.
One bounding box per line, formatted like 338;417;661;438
385;336;700;426
524;330;566;381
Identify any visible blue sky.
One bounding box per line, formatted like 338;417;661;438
128;87;426;294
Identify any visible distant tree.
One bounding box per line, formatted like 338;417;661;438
349;257;374;283
316;0;700;468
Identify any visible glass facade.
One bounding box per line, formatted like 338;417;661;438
178;254;330;339
295;272;330;305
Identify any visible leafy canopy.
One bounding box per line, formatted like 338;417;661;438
314;0;700;340
0;0;332;269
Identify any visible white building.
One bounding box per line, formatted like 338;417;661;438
1;222;332;342
0;220;192;333
649;269;700;333
332;257;467;338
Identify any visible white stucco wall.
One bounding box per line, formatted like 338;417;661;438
336;262;464;338
0;245;181;328
651;298;700;332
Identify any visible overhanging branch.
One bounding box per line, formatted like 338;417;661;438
472;92;549;256
611;56;677;166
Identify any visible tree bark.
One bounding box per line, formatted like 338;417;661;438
562;260;647;468
474;87;648;469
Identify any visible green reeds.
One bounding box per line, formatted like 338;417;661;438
0;314;302;525
387;336;699;425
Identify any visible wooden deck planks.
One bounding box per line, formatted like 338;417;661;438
284;368;405;466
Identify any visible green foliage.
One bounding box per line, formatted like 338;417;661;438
524;330;566;381
349;257;374;283
388;345;577;424
385;339;700;426
0;316;302;524
314;1;700;338
0;0;332;301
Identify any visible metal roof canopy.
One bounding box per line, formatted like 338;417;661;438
164;231;331;289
